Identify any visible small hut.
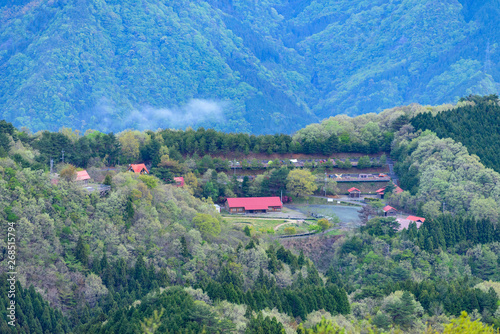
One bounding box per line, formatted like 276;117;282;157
383;205;397;216
348;187;361;198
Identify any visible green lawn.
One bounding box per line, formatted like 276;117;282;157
223;216;312;235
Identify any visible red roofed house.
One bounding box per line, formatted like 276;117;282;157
174;177;184;187
128;164;149;175
348;187;361;198
76;170;91;186
383;205;397;216
226;197;283;214
375;187;386;199
407;215;425;223
397;216;425;231
375;184;404;199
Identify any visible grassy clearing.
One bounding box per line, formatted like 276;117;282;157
275;222;311;234
323;229;344;236
292;196;361;206
223;216;313;235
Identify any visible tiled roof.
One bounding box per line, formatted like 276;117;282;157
226;197;282;210
383;205;396;212
348;187;361;192
76;170;91;181
407;215;425;223
129;164;148;174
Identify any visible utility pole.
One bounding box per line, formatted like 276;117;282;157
324;172;327;197
443;202;445;214
50;159;54;174
61;150;65;164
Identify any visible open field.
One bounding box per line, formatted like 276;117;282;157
287;204;362;229
223;216;313;235
292;196;362;206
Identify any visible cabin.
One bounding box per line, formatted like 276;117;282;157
76;170;91;186
174;177;184;187
225;197;283;214
128;164;149;175
383;205;397;216
348;187;361;198
213;204;221;213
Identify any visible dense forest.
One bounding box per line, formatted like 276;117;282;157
0;0;499;134
411;94;500;173
3;98;500;332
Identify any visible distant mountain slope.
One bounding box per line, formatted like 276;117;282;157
411;95;500;173
0;0;499;134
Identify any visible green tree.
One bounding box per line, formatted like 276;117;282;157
317;218;332;231
75;236;90;267
287;169;318;197
439;311;499;334
192;213;221;237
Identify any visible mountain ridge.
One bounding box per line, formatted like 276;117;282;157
0;0;498;134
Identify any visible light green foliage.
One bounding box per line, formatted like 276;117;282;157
138;175;159;189
391;130;500;220
297;317;345;334
284;227;296;235
439;311;499;334
192;213;221;237
317;218;332;231
287;169;318;197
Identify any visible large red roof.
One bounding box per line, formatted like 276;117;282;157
76;170;91;181
348;187;360;192
129;164;148;174
226;197;282;210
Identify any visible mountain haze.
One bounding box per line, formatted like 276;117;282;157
0;0;499;133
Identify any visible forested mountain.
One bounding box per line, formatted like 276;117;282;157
1;0;499;134
411;95;500;173
3;101;500;332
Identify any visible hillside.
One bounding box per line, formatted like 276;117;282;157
3;106;500;331
411;95;500;173
1;0;499;134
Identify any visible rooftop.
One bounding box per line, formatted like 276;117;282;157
226;197;282;210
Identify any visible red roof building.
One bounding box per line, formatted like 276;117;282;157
174;177;184;187
128;164;149;174
375;184;404;199
226;197;282;214
383;205;397;216
76;170;91;181
75;170;91;185
397;216;425;231
348;187;361;198
407;215;425;223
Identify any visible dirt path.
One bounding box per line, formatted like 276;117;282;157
273;220;304;231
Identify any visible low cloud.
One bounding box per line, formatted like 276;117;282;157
96;98;225;132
